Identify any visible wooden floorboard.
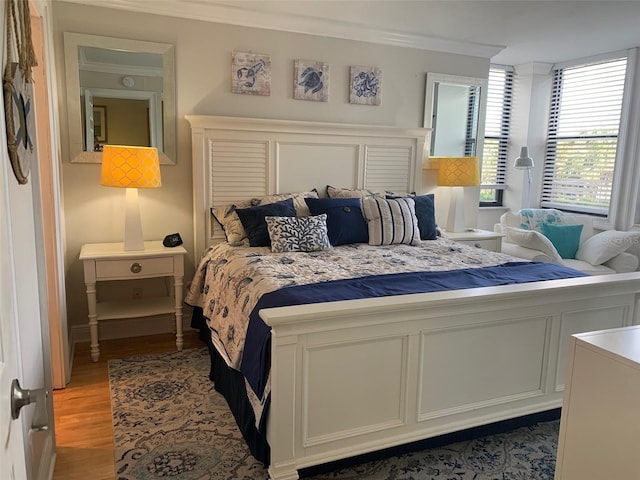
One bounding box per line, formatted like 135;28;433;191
52;330;204;480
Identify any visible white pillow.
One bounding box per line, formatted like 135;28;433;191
603;251;639;273
575;230;640;265
504;227;562;263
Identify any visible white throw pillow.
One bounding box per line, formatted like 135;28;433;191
361;197;421;246
575;230;640;265
603;252;639;273
504;227;562;263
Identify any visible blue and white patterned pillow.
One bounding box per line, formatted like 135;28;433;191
361;197;421;246
265;214;332;253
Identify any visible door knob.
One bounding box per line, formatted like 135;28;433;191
11;379;49;431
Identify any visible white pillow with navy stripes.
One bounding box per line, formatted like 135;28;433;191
361;197;421;246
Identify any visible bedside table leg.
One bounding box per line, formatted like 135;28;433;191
174;275;184;350
86;282;100;362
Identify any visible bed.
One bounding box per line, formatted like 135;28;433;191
186;115;640;480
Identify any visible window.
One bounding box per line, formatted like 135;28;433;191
541;56;627;215
480;66;513;206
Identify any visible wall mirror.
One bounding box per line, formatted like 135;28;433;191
64;32;176;164
423;73;487;164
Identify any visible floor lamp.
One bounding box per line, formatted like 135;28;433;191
101;145;162;251
514;146;534;208
437;156;480;233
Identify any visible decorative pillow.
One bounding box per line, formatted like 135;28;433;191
519;208;564;231
386;190;416;197
265;214;332;253
504;227;562;263
305;197;368;246
386;193;436;240
603;251;639;273
212;190;318;244
235;198;296;247
576;229;640;265
326;185;383;199
361;197;420;246
540;223;583;259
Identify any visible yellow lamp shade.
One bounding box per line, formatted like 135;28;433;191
101;145;161;188
436;156;480;187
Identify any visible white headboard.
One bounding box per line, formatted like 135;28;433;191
186;115;431;257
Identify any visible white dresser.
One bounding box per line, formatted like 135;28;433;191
555;325;640;480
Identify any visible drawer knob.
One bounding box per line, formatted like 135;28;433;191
130;262;142;274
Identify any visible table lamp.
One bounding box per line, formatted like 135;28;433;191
101;145;161;251
513;146;534;208
437;156;480;233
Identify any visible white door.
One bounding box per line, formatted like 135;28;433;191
0;114;28;480
0;2;56;479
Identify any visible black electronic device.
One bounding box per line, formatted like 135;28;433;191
163;233;183;247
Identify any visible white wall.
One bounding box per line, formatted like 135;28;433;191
52;1;489;331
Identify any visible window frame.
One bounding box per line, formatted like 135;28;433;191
479;65;513;207
541;52;629;217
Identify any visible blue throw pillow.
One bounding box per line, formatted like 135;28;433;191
540;223;583;259
305;197;369;246
386;193;437;240
235;198;296;247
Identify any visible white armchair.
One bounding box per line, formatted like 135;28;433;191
494;209;640;275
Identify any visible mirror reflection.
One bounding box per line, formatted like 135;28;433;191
424;73;487;158
79;47;164;152
64;33;176;164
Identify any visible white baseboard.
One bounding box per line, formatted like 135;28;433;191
71;314;194;344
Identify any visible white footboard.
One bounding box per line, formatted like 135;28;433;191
260;273;640;480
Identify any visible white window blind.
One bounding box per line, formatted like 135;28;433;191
542;57;627;214
480;66;513;205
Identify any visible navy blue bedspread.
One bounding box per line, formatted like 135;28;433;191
240;261;587;398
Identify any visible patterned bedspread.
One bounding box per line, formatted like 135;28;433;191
184;237;519;370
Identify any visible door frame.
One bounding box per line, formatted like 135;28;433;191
32;0;71;390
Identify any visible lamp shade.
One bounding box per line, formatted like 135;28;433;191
101;145;161;188
437;156;480;187
514;146;534;169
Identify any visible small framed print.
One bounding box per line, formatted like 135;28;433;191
294;60;329;102
350;66;382;105
232;51;271;96
93;105;107;142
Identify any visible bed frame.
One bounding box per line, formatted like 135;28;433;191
187;115;640;480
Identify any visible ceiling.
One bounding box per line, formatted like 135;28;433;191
67;0;640;65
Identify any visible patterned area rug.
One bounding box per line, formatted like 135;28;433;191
109;348;559;480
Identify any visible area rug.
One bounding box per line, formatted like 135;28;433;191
109;348;559;480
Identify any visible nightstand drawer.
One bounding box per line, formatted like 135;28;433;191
455;238;499;251
95;256;174;279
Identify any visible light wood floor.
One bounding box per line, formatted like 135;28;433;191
52;330;204;480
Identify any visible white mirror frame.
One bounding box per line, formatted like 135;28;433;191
423;73;487;168
63;32;176;164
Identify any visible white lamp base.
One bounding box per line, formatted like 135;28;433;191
445;186;467;233
124;187;145;251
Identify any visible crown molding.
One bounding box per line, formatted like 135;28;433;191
61;0;504;59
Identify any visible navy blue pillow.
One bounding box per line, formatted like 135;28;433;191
305;197;369;246
235;198;296;247
386;193;437;240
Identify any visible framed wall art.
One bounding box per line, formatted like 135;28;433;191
294;60;329;102
350;65;382;105
93;105;107;142
232;51;271;96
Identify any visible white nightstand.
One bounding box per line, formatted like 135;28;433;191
445;229;505;252
79;241;188;361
